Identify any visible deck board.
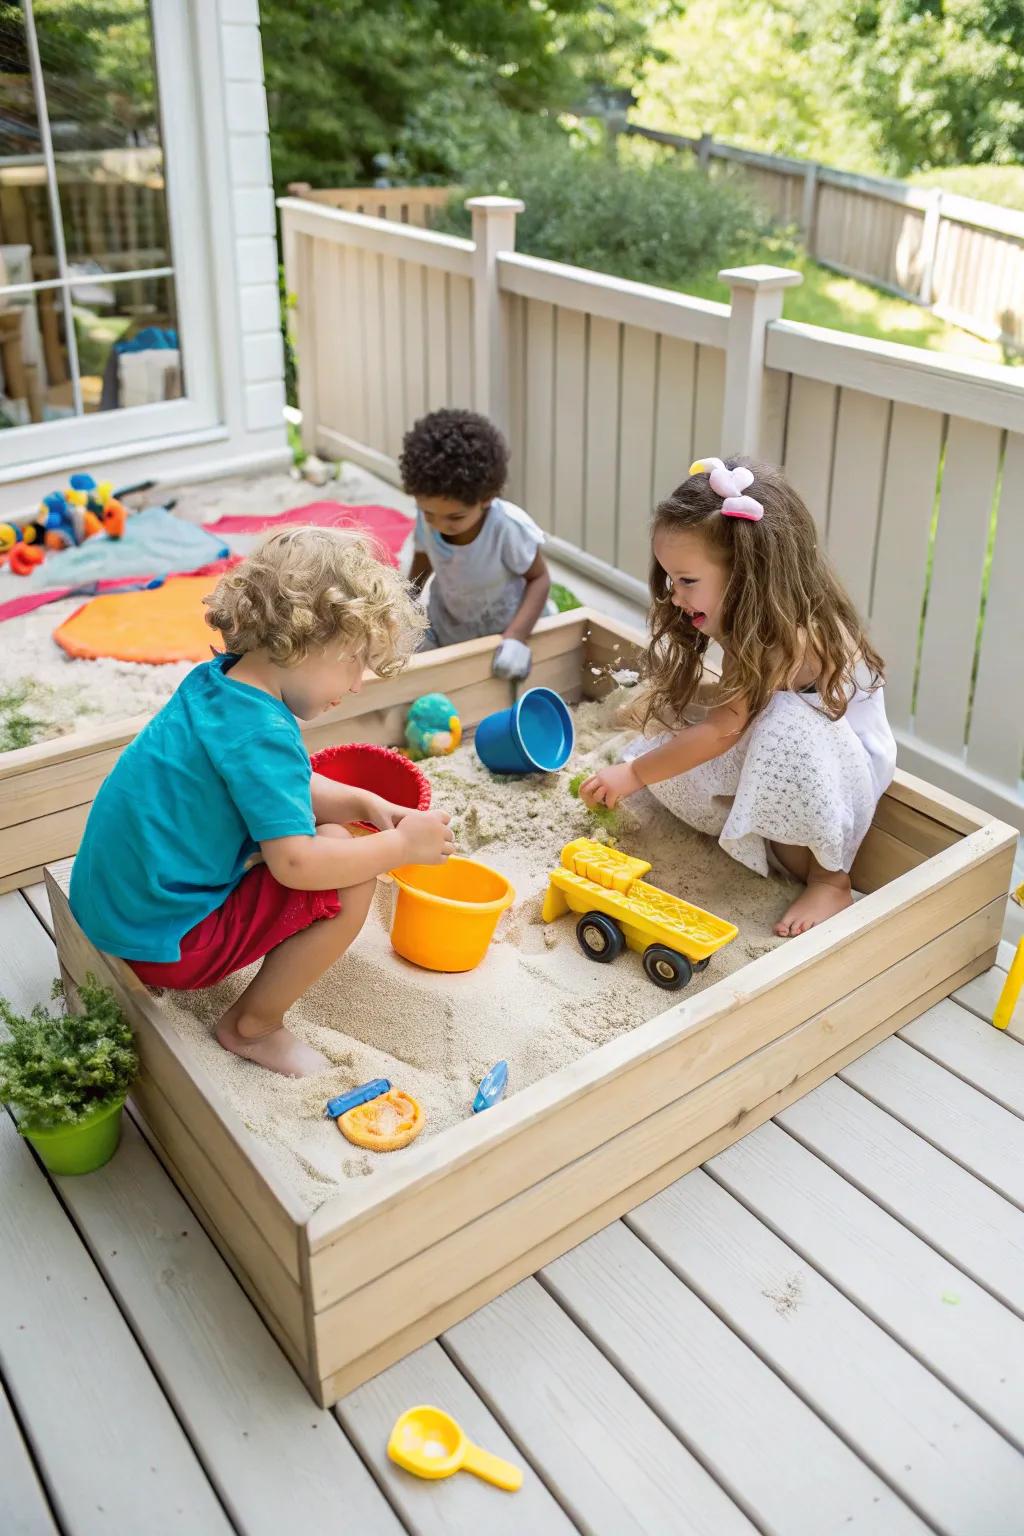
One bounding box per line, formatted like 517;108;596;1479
899;997;1024;1116
708;1119;1024;1450
444;1277;756;1536
338;1340;579;1535
840;1036;1024;1207
0;1112;234;1536
778;1078;1024;1316
542;1221;927;1535
0;1381;59;1536
627;1167;1024;1535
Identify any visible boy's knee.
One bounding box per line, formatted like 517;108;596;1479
317;822;353;841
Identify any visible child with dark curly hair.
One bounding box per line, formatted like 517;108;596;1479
399;407;552;680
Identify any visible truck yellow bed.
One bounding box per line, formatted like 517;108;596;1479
542;838;738;963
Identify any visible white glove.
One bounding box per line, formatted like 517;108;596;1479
492;637;532;680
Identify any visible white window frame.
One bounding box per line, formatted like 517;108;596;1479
0;0;220;474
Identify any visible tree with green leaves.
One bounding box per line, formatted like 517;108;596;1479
258;0;673;191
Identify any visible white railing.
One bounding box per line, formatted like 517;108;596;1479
628;126;1024;354
279;193;1024;829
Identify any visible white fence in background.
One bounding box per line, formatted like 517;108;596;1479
279;193;1024;829
628;126;1024;356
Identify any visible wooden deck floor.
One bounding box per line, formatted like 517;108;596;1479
3;872;1024;1536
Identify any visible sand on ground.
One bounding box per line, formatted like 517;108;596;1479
159;692;797;1211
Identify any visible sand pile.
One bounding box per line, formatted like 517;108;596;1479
160;692;797;1211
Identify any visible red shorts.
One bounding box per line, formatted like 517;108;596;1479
129;864;341;990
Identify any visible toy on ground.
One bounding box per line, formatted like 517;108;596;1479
0;472;134;576
388;1405;522;1491
325;1078;391;1119
543;838;738;991
475;686;574;774
472;1060;508;1113
404;692;461;759
389;857;515;973
994;936;1024;1031
338;1088;424;1151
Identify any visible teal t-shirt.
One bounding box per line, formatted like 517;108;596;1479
70;655;316;962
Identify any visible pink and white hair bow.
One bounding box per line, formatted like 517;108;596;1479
689;457;764;521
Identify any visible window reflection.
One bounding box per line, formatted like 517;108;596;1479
0;0;182;430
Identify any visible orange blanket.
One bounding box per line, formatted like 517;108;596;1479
54;575;221;663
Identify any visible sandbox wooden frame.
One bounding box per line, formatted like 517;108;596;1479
45;609;1017;1406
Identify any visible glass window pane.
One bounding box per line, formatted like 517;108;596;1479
0;2;60;280
72;270;181;413
35;2;171;273
0;282;74;427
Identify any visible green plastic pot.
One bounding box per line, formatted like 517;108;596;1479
19;1096;126;1175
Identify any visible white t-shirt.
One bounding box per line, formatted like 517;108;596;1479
414;497;544;645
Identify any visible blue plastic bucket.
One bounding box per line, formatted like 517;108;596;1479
475;687;574;774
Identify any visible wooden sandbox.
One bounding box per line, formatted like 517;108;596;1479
46;609;1017;1406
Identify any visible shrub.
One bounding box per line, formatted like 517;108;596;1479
0;977;138;1127
436;135;772;289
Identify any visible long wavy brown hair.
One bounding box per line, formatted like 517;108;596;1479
643;456;884;730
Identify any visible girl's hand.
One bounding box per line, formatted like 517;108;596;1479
579;761;642;810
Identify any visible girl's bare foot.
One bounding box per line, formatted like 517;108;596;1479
216;1007;330;1077
775;872;853;937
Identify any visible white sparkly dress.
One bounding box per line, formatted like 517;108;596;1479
623;673;897;878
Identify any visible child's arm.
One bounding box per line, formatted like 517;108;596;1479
580;698;749;810
493;550;551;679
409;549;432;595
261;809;454;892
311;772;416;832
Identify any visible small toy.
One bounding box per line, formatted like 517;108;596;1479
8;542;45;576
338;1088;424;1151
405;692;461;759
472;1060;508;1113
0;473;135;576
475;687;574;775
543;838;738;991
388;1405;522;1491
325;1078;391;1119
994;937;1024;1031
390;857;515;972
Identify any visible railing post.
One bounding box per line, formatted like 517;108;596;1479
280;209;316;453
801;162;819;254
697;132;714;171
718;265;803;454
466;195;524;431
918;188;943;307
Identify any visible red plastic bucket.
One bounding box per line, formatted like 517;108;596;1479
311;743;431;829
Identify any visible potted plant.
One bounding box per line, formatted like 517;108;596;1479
0;976;138;1175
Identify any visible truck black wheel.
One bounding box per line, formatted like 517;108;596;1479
642;944;693;991
576;911;625;963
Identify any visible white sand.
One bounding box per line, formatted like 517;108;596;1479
159;693;797;1211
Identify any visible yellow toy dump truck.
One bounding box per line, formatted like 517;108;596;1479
542;838;738;991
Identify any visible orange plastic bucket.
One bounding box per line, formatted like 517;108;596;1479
389;858;515;972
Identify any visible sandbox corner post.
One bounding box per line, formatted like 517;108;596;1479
718;264;803;459
466;195;524;433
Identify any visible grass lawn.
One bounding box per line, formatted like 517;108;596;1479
683;253;1006;363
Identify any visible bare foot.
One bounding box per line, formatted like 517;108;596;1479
216;1009;330;1078
775;876;853;937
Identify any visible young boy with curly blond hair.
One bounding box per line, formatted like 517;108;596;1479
70;527;454;1078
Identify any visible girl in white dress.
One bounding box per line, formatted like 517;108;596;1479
581;456;897;937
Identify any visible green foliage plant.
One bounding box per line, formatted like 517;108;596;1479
0;977;138;1128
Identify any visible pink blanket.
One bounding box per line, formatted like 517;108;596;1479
202;501;412;565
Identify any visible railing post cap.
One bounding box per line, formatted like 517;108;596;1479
465;195;525;214
718;264;804;291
